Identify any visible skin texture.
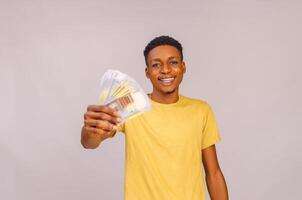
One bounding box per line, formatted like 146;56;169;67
145;45;186;104
81;105;121;149
203;145;229;200
81;44;228;199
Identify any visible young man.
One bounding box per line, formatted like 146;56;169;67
81;36;229;200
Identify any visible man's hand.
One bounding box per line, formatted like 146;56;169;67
81;105;121;149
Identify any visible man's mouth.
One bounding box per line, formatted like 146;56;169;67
158;77;175;85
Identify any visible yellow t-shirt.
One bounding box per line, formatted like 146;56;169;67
116;95;221;200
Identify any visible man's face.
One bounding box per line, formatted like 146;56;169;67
145;45;186;96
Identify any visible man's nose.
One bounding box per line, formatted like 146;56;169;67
160;63;172;74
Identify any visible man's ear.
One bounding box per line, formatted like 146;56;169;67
182;61;186;74
145;67;150;78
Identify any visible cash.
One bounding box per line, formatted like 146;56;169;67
99;69;151;123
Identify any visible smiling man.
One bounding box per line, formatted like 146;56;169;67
145;44;185;104
81;35;228;200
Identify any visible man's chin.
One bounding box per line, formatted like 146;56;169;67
162;88;177;95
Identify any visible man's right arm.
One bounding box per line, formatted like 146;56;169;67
81;105;121;149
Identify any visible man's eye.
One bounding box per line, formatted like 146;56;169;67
170;61;178;65
152;63;160;68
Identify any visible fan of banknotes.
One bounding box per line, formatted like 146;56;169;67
99;69;151;123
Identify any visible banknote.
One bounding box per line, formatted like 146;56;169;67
99;69;151;123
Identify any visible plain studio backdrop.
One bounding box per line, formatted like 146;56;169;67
1;0;301;199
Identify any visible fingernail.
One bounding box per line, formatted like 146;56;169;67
114;111;120;117
112;125;117;130
116;118;122;123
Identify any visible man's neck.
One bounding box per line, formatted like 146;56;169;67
150;90;179;104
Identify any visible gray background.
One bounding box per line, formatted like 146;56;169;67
1;0;301;199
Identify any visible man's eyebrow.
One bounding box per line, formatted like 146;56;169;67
167;56;177;60
151;57;178;62
150;58;162;62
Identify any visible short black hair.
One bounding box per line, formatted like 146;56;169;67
143;35;183;66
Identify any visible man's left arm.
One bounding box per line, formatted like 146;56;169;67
202;145;229;200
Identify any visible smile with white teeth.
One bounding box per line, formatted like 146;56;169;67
158;77;175;85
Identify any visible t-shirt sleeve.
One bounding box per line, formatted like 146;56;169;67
201;103;221;149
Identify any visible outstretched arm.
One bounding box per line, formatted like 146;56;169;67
202;145;228;200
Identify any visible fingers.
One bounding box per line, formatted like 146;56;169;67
87;105;120;117
84;111;121;124
83;105;121;140
83;126;114;140
84;119;117;132
85;105;121;124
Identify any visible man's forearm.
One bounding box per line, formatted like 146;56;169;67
206;169;228;200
